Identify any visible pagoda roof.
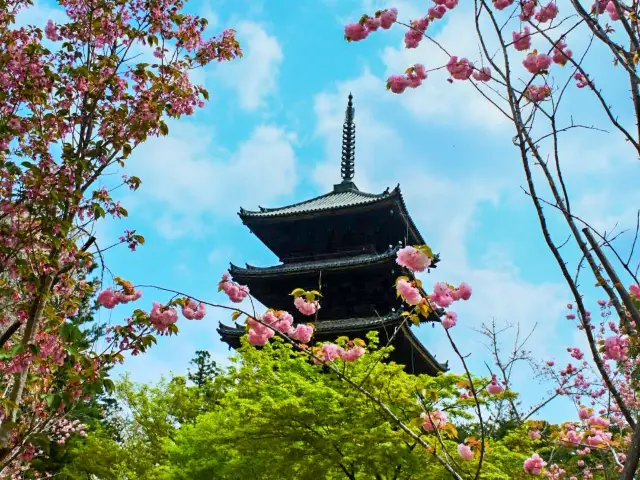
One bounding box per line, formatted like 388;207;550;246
217;312;448;374
238;183;426;251
230;246;400;278
239;184;399;219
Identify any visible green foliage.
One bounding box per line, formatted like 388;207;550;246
55;337;627;479
55;338;551;479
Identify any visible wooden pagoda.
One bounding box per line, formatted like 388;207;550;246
217;94;447;375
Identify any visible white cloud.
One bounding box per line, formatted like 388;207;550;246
211;21;283;110
14;0;66;28
129;121;298;238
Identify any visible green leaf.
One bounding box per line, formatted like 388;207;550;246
122;143;132;156
415;244;434;258
231;311;242;321
159;122;169;136
103;378;115;394
290;288;306;298
45;394;62;410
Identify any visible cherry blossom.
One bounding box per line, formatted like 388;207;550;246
422;410;448;431
523;453;547;474
487;374;504;394
523;52;552;74
396;246;432;272
535;2;559;22
219;272;250;303
457;443;474;460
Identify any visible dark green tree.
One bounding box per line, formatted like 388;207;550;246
187;350;220;388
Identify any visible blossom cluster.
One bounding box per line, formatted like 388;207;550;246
219;272;250;303
312;341;366;363
344;8;398;42
246;310;315;346
97;285;143;309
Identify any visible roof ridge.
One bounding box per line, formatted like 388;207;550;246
238;186;398;218
229;246;401;276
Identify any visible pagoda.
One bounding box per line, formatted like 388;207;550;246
217;94;447;376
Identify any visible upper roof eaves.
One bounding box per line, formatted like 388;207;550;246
238;185;400;219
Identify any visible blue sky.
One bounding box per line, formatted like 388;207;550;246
18;0;640;423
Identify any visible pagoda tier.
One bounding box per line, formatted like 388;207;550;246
217;312;448;376
229;246;441;322
239;184;423;263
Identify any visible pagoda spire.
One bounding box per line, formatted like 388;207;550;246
340;93;356;183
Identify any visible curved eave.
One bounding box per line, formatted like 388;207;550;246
395;187;426;246
218;312;406;340
229;246;401;278
400;323;448;373
239;188;394;219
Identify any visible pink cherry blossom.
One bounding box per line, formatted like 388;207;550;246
493;0;514;10
422;410;448;431
442;311;457;329
447;56;473;80
273;311;295;334
396;246;431;272
405;17;429;48
579;406;592;420
246;315;276;345
629;284;640;299
457;443;474;460
525;84;551;102
44;20;61;41
181;299;206;320
247;328;273;346
535;2;559;22
604;335;629;361
344;23;369;42
380;8;399;28
407;64;427;87
593;0;608;13
339;346;365;362
397;279;423;305
472;66;491;82
429;5;447;18
97;288;119;309
149;302;178;330
451;282;472;301
523;52;552;74
529;429;542;439
520;0;536;20
512;28;532;51
573;72;589;88
487;374;503;394
388;75;409;94
290;324;314;344
321;343;343;362
568;347;584;360
364;16;381;31
552;40;572;66
294;296;320;316
523;453;547;475
219;272;250;303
